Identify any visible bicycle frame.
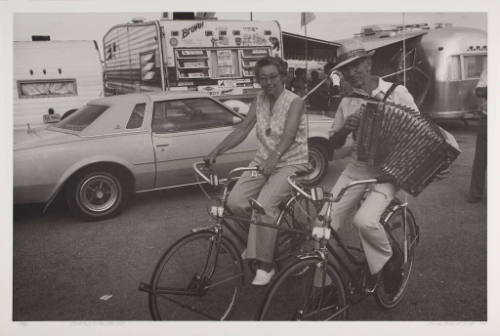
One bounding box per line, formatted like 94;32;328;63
287;174;420;298
193;161;318;256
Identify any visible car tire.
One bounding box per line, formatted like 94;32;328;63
66;168;129;221
302;141;329;186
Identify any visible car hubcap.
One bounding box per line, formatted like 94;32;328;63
306;150;322;181
79;174;119;213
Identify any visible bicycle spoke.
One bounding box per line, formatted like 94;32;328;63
148;232;243;320
204;272;243;289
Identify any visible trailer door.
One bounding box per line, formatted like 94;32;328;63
151;97;255;187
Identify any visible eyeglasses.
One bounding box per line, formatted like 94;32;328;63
258;73;281;83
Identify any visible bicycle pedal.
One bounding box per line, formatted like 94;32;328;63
138;282;151;293
364;285;378;294
209;205;224;218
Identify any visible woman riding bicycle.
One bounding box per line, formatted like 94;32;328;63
205;55;310;286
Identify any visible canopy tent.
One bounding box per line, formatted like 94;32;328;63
282;31;340;62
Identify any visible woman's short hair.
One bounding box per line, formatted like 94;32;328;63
253;56;288;79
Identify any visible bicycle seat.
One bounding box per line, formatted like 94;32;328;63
249;198;267;215
294;168;314;178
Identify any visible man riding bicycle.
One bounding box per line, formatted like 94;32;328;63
317;40;420;292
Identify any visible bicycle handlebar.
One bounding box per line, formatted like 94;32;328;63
193;161;261;186
287;174;394;202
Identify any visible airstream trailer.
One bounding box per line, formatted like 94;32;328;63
335;24;487;121
419;26;487;120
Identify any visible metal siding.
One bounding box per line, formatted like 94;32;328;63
103;24;161;95
13;41;104;129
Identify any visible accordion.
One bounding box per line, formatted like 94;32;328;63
356;100;461;196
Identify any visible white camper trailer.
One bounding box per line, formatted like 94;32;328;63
13;38;104;130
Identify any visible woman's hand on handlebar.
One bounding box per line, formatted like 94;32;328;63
204;151;217;166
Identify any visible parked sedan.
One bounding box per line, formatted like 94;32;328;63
14;91;335;221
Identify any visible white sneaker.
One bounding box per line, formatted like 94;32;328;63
251;269;276;286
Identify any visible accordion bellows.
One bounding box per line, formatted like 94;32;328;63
356;100;461;196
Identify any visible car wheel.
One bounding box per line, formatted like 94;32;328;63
66;168;129;221
302;141;329;186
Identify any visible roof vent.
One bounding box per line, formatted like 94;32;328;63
32;35;50;41
131;17;145;23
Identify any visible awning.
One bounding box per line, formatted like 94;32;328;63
334;31;426;52
282;31;340;62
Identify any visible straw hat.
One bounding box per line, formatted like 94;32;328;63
333;39;375;71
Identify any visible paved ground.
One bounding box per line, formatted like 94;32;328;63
11;120;489;325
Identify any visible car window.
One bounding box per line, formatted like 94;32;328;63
126;103;146;129
56;104;108;132
152;98;236;133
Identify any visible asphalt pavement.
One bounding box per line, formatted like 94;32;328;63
12;120;487;322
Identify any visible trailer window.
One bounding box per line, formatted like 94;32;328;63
449;54;487;81
210;49;240;78
152;98;236;133
463;55;487;79
56;104;108;132
17;79;77;98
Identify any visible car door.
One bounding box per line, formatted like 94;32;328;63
151;97;256;188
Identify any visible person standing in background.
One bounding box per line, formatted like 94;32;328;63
307;70;328;111
291;68;307;97
468;67;487;203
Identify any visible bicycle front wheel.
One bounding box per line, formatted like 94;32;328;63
258;258;348;320
375;207;418;309
148;231;243;320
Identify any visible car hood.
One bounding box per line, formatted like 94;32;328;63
14;128;81;151
306;114;334;123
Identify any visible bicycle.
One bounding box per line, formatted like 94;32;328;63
138;161;322;320
257;174;420;320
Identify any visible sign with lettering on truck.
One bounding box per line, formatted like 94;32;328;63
103;18;282;106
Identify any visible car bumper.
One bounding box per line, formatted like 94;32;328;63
14;183;55;204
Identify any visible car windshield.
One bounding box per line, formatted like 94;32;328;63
56;104;109;132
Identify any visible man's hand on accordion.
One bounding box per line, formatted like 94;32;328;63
344;113;361;132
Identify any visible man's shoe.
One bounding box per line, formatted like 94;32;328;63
364;272;382;294
251;269;276;286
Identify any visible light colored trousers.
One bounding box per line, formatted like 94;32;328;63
227;164;309;263
325;159;396;274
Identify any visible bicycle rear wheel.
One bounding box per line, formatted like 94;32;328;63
148;231;243;320
375;207;418;309
258;258;348;320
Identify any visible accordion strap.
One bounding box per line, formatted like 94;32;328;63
382;82;401;102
